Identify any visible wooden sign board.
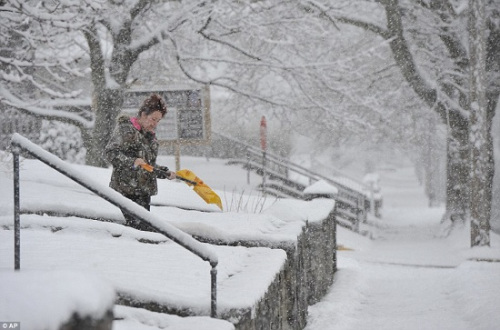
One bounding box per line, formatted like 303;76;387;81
122;86;211;145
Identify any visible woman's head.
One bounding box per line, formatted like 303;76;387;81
137;94;167;133
138;93;167;117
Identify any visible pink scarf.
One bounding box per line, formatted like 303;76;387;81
130;117;156;140
130;117;141;130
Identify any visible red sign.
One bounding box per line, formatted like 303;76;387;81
260;116;267;151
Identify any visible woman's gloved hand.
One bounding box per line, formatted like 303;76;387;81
156;166;176;180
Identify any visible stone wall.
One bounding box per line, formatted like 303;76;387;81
203;202;337;330
303;212;337;305
115;199;337;330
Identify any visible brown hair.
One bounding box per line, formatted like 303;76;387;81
138;93;167;117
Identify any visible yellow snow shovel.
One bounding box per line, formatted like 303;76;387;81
176;169;223;211
140;164;223;210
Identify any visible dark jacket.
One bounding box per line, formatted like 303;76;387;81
105;115;163;197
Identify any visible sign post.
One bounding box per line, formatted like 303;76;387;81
260;116;267;193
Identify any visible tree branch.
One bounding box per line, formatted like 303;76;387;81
198;16;262;61
334;16;392;39
82;24;106;91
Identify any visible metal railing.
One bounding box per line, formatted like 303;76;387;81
214;132;370;193
213;132;376;232
11;133;219;317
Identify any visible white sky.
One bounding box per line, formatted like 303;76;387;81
0;148;499;330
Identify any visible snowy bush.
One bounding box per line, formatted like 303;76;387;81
222;188;278;213
39;121;86;164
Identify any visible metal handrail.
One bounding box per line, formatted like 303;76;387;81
244;147;368;196
213;131;374;230
11;133;218;317
213;131;370;194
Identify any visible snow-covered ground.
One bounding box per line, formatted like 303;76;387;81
306;167;500;330
0;149;330;330
1;149;499;330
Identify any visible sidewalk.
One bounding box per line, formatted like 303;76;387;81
305;167;500;330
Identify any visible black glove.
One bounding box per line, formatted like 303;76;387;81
155;165;171;179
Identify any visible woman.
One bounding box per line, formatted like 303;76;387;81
105;93;176;230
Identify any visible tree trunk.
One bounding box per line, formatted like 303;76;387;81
485;3;500;229
423;115;441;207
82;17;152;167
469;0;490;246
382;1;473;223
445;113;470;223
86;88;124;167
83;23;129;167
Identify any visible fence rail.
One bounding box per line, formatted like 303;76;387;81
213;132;380;232
11;133;219;318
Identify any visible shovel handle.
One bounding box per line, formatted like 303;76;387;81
140;163;197;185
140;163;155;172
176;176;198;186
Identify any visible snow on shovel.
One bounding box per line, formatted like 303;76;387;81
141;164;223;210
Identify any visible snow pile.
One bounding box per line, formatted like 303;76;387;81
303;179;339;196
114;305;235;330
0;270;115;330
161;198;335;246
0;223;287;315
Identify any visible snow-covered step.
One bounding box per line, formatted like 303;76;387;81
0;224;286;320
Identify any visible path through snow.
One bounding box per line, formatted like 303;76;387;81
306;167;500;330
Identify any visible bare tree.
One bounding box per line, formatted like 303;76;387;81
0;1;92;140
0;0;101;162
3;1;386;165
5;0;496;246
314;0;499;245
4;1;356;166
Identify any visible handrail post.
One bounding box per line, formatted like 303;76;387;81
262;150;266;195
369;181;375;216
246;148;250;185
12;147;20;270
210;263;217;317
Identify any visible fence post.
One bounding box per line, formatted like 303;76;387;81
357;195;366;229
211;264;217;317
13;147;20;270
262;151;266;194
246;148;250;185
369;181;375;216
260;116;267;195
